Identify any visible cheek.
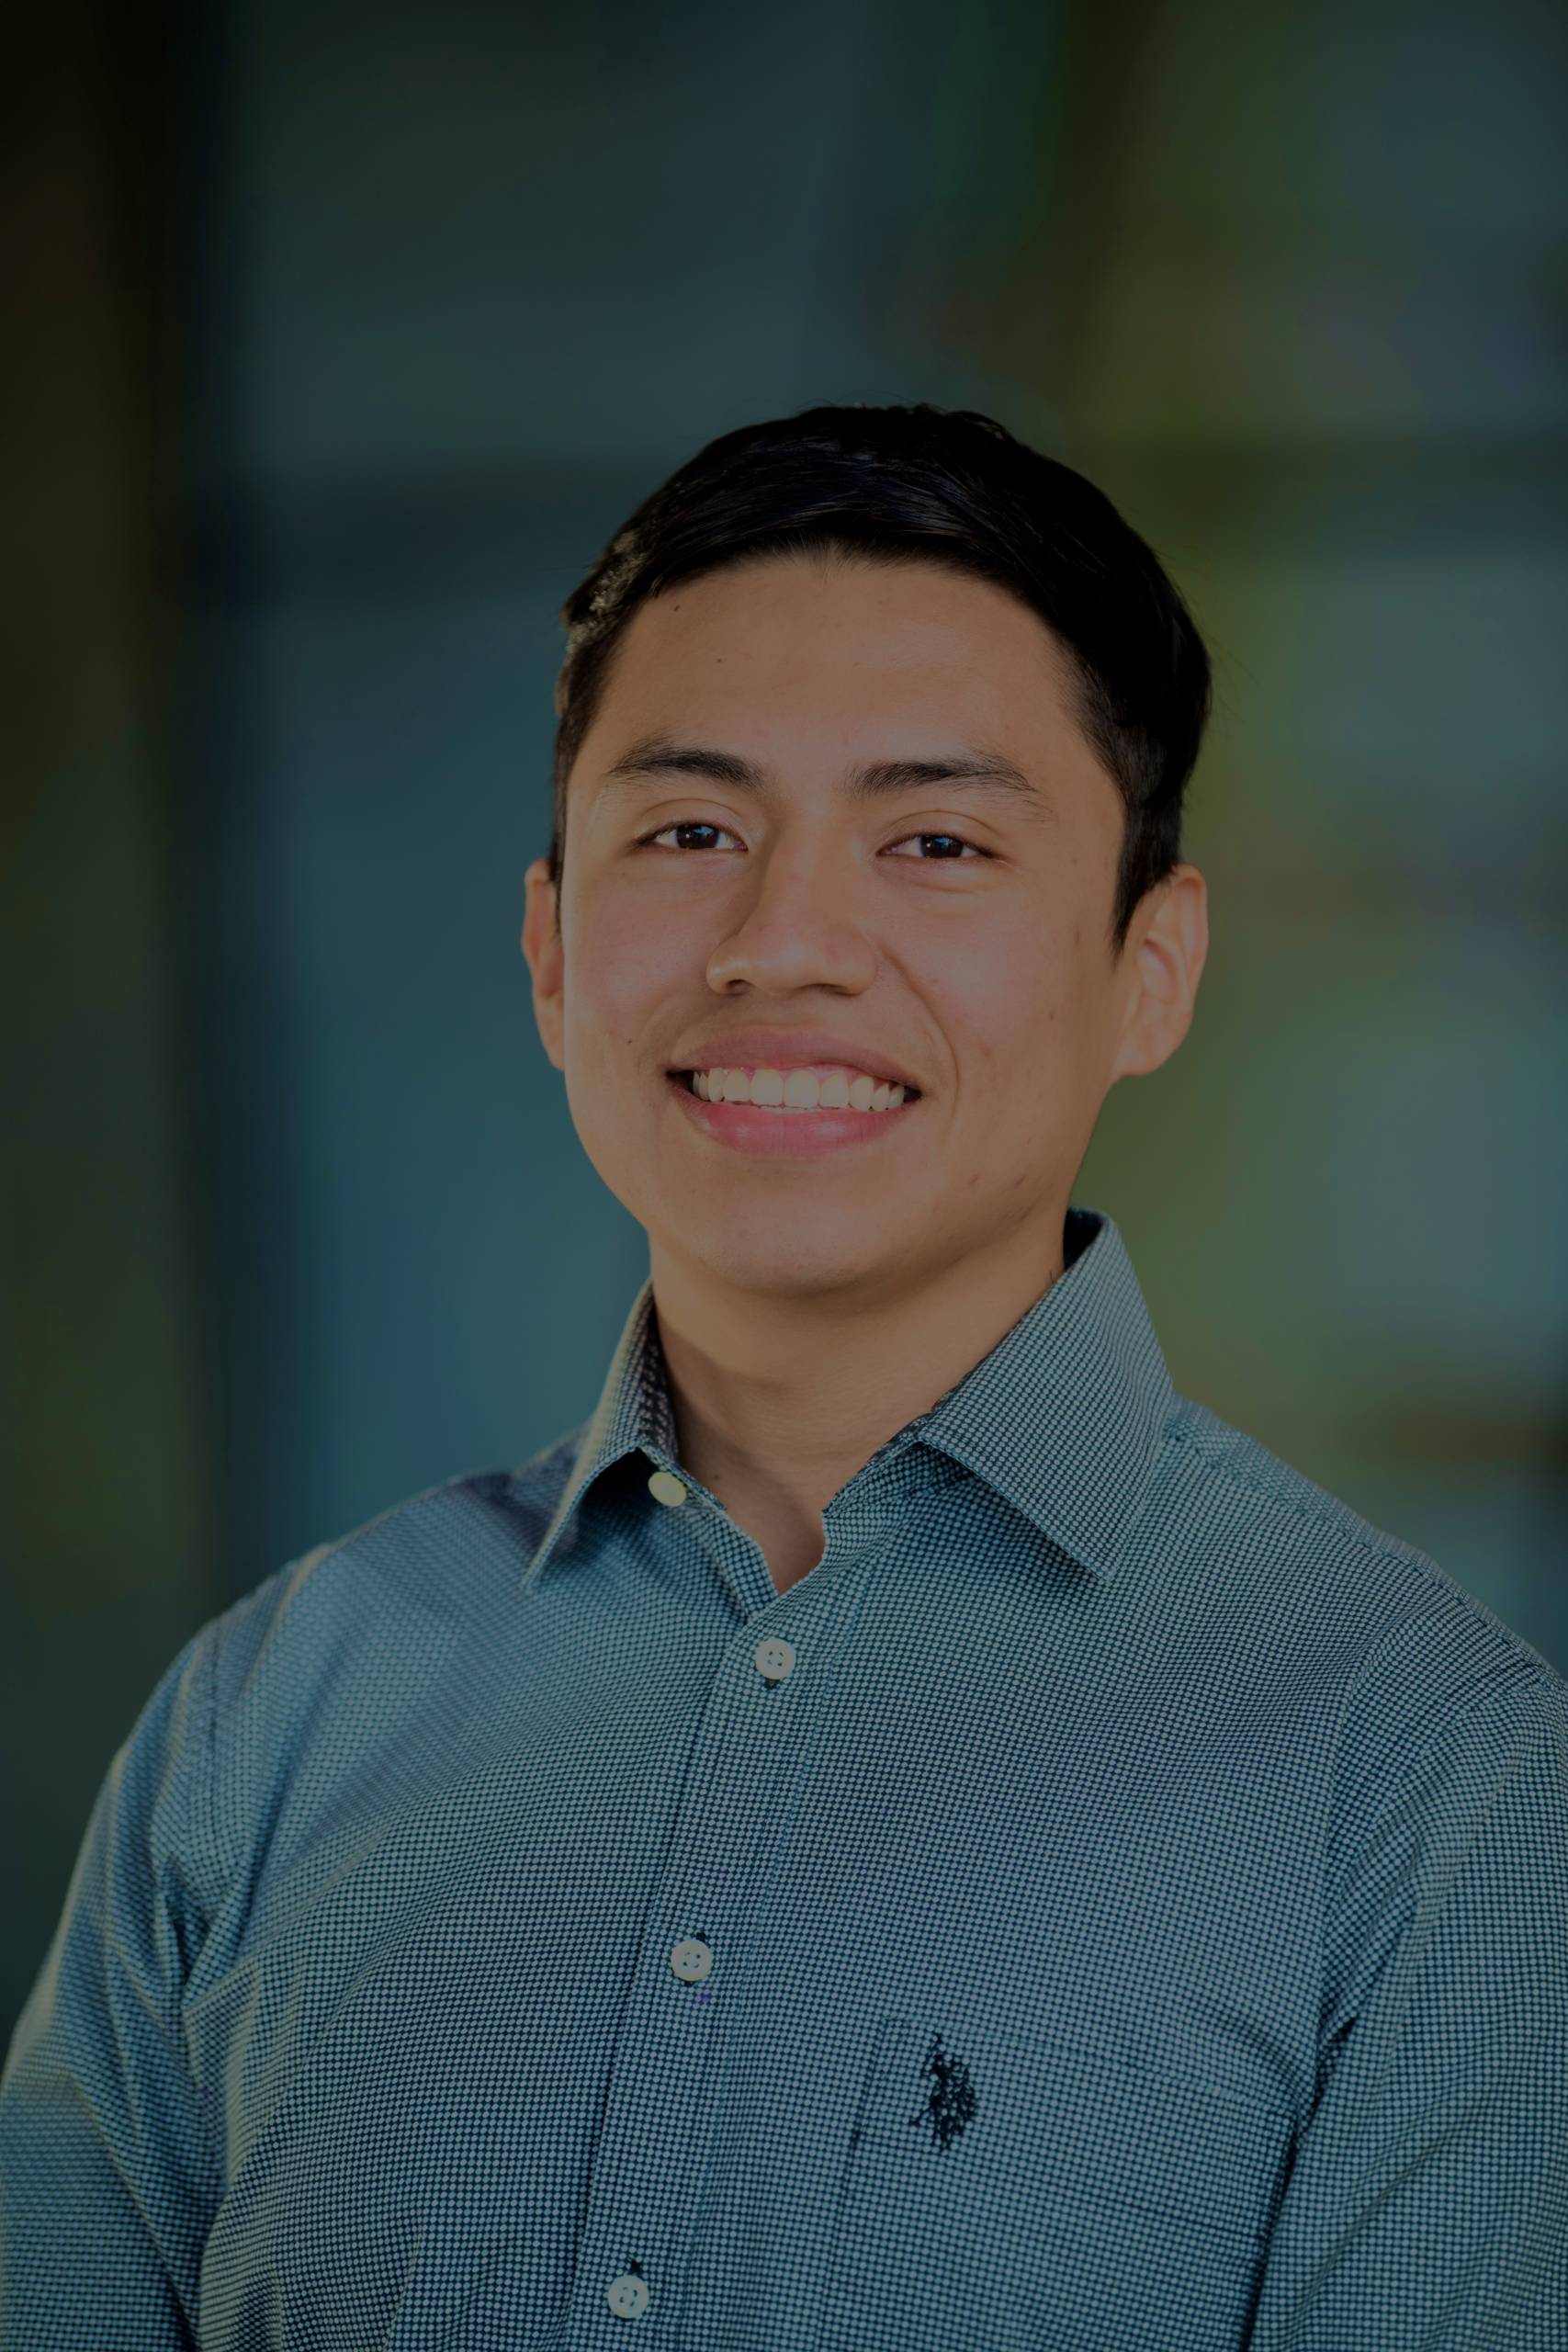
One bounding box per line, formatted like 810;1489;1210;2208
950;972;1103;1142
953;943;1070;1074
570;902;685;1024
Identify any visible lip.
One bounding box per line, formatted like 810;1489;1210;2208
665;1069;921;1158
665;1028;923;1095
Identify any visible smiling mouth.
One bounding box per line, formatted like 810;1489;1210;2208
668;1069;922;1106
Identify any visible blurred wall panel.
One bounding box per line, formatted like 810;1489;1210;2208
954;0;1568;1667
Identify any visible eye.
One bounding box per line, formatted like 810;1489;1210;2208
635;822;990;861
636;821;742;853
885;831;988;862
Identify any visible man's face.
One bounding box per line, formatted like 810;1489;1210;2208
523;552;1201;1310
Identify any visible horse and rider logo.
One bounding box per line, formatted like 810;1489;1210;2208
908;2032;977;2152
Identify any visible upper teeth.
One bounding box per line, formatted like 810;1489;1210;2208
692;1066;908;1112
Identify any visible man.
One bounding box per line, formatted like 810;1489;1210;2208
3;403;1565;2347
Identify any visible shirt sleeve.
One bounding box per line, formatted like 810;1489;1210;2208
1248;1668;1568;2348
0;1621;223;2347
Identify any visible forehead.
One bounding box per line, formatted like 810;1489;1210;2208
580;554;1101;791
611;552;1065;699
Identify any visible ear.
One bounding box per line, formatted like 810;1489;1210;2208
1110;864;1209;1084
522;856;567;1074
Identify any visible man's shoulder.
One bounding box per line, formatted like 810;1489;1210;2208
140;1430;594;1891
1161;1393;1567;1725
203;1426;591;1714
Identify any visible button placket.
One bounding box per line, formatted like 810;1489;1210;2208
577;1464;855;2338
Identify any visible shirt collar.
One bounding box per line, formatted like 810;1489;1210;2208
520;1204;1176;1592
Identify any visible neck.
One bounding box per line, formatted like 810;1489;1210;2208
649;1223;1066;1539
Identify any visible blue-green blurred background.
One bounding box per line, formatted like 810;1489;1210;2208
5;0;1565;2043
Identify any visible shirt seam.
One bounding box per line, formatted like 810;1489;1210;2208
1333;1661;1561;1902
1314;1661;1562;2095
186;1616;229;2183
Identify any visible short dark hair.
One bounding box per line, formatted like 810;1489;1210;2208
548;401;1213;956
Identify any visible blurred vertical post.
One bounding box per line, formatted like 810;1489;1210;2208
0;0;221;2042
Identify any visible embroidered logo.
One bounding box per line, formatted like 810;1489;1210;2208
908;2032;976;2152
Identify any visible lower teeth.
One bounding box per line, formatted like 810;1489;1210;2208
684;1076;900;1114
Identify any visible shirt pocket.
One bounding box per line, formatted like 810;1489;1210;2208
815;2015;1296;2352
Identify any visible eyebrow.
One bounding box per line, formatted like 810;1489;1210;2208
596;733;1055;822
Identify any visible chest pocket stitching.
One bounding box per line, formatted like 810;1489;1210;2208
840;2016;1295;2253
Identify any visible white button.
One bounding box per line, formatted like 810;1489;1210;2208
670;1936;713;1984
605;2270;649;2319
753;1637;795;1682
647;1469;689;1508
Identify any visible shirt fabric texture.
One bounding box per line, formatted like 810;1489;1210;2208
3;1203;1566;2350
